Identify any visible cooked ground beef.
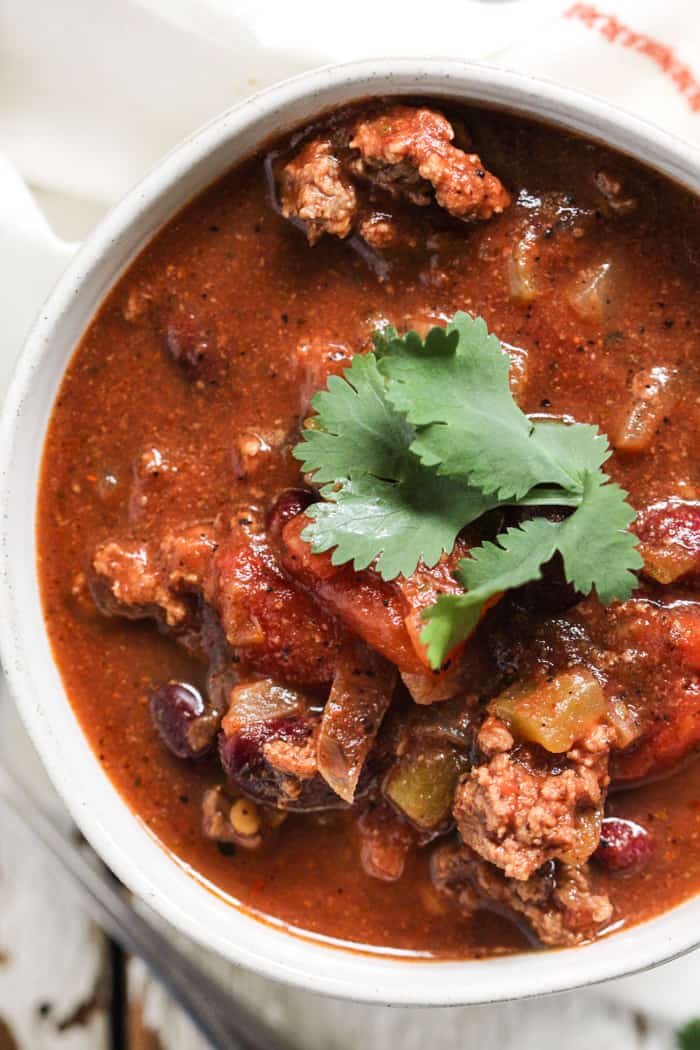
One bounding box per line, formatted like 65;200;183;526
453;717;611;880
432;843;612;947
279;139;358;244
349;105;511;220
278;103;511;247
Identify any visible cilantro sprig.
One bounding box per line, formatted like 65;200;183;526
678;1020;700;1050
293;312;642;669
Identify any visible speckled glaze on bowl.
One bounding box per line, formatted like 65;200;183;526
1;59;699;1005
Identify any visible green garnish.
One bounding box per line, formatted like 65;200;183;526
294;311;642;669
678;1019;700;1050
375;314;610;498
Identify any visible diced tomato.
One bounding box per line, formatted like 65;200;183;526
671;603;700;670
281;514;478;674
398;551;471;668
282;516;424;673
214;528;345;685
611;603;700;782
636;499;700;585
281;513;345;581
612;679;700;782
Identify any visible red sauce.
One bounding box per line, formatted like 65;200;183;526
37;101;700;957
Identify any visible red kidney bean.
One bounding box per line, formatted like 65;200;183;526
219;715;348;811
594;817;653;873
149;682;213;760
265;488;315;539
163;308;228;384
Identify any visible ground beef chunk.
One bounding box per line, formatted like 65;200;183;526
454;716;611;880
432;843;612;947
159;525;219;591
477;714;515;755
279;139;358;244
90;511;346;686
91;539;188;627
349;106;511;221
356;210;411;250
278;106;510;248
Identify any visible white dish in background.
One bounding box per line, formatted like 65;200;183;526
1;58;699;1005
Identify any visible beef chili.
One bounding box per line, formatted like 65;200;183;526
37;99;700;958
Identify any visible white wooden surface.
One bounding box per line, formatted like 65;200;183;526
0;687;681;1050
0;697;110;1050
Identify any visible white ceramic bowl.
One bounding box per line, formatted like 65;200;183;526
2;59;700;1006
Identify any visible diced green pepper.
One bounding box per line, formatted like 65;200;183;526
491;668;606;753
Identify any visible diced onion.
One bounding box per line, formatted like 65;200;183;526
612;366;679;453
317;647;395;803
222;679;307;736
568;261;612;323
507;228;538;304
502;341;530;402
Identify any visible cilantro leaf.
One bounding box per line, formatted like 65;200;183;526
678;1019;700;1050
294;353;413;485
379;312;609;499
293;312;640;666
303;468;498;580
553;471;642;603
421;473;642;667
294;353;497;579
420;518;558;667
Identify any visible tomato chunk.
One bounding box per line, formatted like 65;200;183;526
281;515;425;673
281;514;471;674
213;527;346;684
636;499;700;585
611;604;700;781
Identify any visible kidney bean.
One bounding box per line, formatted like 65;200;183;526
149;681;214;759
594;817;653;873
265;488;315;539
219;715;349;811
163;308;228;384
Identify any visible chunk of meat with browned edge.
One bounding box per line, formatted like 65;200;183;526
454;716;612;880
432;843;612;947
279;139;358;245
91;538;191;627
349;105;511;221
90;512;346;687
278;105;510;246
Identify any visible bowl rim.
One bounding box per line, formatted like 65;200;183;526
2;57;700;1006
